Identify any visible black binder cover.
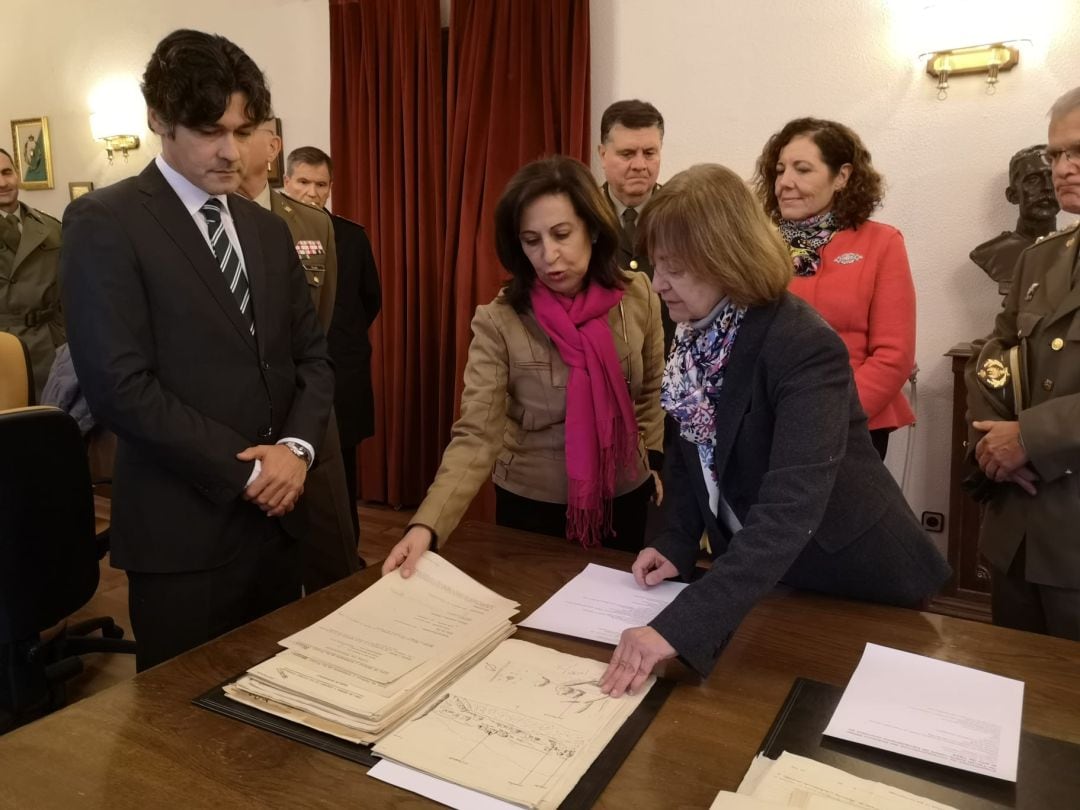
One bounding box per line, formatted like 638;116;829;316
195;675;675;809
758;678;1080;809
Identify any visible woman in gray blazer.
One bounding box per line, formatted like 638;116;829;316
599;164;950;697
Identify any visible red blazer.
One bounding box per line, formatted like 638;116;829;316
788;220;916;430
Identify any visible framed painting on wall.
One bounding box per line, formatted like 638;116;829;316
68;181;94;201
10;116;54;190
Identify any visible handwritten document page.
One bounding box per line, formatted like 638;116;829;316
518;563;687;644
373;639;654;810
733;752;957;809
823;644;1023;781
223;552;518;743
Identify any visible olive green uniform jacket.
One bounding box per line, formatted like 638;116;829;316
0;203;63;400
965;221;1080;587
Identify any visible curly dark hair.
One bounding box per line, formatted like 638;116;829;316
494;156;624;313
753;117;883;230
141;29;272;134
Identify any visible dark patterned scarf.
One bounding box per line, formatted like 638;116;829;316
660;299;746;491
778;211;838;276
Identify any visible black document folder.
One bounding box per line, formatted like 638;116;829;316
759;678;1080;809
195;675;674;809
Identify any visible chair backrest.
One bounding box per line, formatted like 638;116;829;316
0;407;99;643
0;332;34;409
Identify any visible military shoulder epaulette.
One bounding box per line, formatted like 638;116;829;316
27;206;61;227
1032;220;1080;246
276;190;329;217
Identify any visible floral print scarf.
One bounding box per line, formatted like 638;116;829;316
778;211;838;276
660;298;746;490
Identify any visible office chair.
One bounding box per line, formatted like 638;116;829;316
0;331;35;409
0;407;136;732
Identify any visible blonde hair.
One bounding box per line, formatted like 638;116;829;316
638;164;792;307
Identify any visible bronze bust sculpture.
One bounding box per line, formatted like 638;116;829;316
970;145;1059;295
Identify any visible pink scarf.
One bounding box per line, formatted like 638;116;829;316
531;282;640;548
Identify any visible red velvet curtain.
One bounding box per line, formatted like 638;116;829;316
329;0;589;510
439;0;592;451
329;0;445;505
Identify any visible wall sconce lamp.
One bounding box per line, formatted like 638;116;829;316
90;112;141;163
924;42;1020;100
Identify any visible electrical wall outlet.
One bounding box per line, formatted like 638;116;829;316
921;511;944;533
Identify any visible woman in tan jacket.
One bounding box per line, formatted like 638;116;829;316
383;156;665;576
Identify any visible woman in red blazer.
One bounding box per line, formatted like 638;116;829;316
754;118;915;459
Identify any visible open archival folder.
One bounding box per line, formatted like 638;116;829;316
222;551;657;810
823;644;1023;781
373;638;655;810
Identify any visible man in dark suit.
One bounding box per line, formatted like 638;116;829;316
60;30;334;670
239;122;359;592
598;99;673;348
283;146;382;550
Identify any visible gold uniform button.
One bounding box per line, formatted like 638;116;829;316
1044;379;1054;392
629;259;639;270
1051;337;1064;350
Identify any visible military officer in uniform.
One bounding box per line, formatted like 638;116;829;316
0;147;63;401
970;144;1059;296
283;146;382;552
598;99;674;349
964;86;1080;641
239;118;360;592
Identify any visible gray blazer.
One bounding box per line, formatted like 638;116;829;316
648;294;950;677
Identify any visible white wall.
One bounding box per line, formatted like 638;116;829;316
0;0;330;219
592;0;1080;551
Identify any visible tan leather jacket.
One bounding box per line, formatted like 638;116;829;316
413;272;665;545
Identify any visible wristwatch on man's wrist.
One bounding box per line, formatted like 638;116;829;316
282;441;312;466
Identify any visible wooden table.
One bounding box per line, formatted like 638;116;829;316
2;522;1079;808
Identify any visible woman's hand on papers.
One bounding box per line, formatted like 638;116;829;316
631;548;678;587
382;525;434;578
599;626;676;698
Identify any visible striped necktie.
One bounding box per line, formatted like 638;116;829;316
199;199;254;335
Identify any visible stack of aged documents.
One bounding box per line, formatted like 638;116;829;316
224;552;519;743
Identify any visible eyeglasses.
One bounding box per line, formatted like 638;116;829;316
1040;144;1080;168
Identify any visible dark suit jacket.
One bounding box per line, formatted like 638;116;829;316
602;182;674;349
647;294;949;677
60;162;334;573
329;213;381;446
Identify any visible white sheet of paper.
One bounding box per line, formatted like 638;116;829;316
368;759;520;810
518;563;687;644
823;644;1024;781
